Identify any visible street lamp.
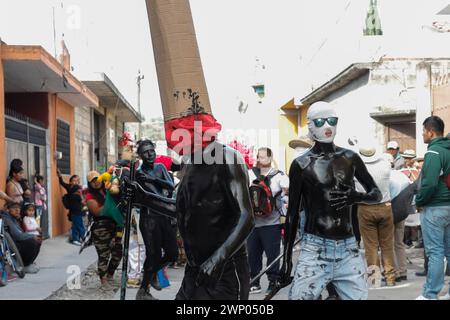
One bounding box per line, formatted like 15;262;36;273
137;70;145;139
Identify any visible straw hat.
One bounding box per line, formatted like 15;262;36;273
288;136;313;150
359;146;381;164
401;149;416;158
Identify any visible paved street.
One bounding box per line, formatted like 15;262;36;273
114;246;450;301
2;235;449;300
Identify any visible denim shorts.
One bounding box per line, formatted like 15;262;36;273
289;233;368;300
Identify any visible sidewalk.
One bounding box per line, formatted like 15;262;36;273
0;235;97;300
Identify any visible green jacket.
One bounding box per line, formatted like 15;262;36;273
416;137;450;207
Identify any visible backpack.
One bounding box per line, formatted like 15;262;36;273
442;174;450;190
62;194;70;210
249;168;282;218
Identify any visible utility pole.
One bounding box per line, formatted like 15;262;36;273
137;70;144;140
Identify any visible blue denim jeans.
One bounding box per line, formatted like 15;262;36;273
289;233;368;300
71;214;85;242
420;206;450;299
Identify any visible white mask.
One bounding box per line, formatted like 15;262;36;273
307;101;338;143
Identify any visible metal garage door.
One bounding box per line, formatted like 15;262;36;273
5;110;49;238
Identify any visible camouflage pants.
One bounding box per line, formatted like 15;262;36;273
92;219;123;279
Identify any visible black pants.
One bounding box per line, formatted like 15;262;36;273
139;212;178;288
247;224;282;285
176;249;250;300
15;238;41;266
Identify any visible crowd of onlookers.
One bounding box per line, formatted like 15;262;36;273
1;159;47;279
247;116;450;301
356;117;450;300
2;117;449;300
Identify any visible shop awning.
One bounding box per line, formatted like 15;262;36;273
83;73;143;123
1;45;98;108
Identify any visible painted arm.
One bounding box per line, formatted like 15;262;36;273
280;159;303;286
130;181;177;218
196;148;255;288
136;166;175;192
121;169;176;218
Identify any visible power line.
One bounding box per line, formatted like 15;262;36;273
304;0;353;70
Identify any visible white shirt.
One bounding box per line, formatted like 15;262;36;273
356;158;392;204
23;216;40;236
248;168;290;228
389;170;411;200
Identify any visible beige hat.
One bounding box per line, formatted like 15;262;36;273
401;149;416;158
87;171;100;183
359;146;381;163
288;136;313;150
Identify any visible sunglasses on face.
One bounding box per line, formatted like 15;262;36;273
312;117;338;128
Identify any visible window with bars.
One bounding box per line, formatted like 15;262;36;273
57;120;71;175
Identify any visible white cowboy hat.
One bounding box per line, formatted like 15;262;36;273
359;146;381;164
288;136;313;150
401;149;416;158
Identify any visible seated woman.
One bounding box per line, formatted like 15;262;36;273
85;171;122;289
0;202;42;273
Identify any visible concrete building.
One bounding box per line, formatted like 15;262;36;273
79;74;142;184
279;58;450;170
0;43;98;237
432;73;450;133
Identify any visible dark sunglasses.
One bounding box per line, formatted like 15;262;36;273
312;117;338;127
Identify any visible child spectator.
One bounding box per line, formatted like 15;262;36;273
57;169;84;245
20;179;33;204
33;175;47;227
22;203;41;236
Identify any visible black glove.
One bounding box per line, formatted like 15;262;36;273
121;178;137;201
329;182;361;211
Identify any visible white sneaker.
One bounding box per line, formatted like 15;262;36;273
415;295;437;300
438;293;450;300
249;285;262;294
72;241;82;246
23;264;40;274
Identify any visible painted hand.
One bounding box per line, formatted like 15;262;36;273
329;183;361;211
121;177;137;201
195;250;226;288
